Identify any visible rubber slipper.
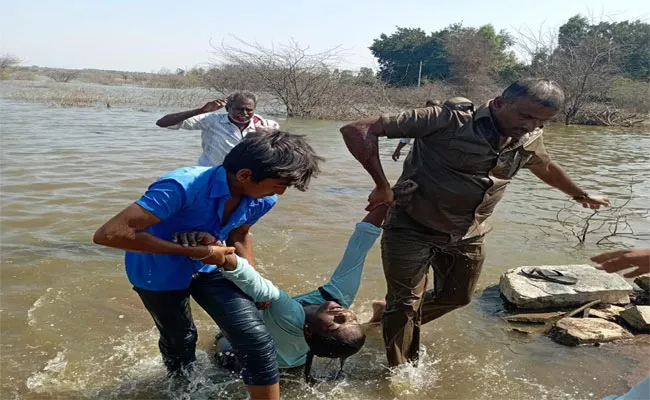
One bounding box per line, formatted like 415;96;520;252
520;268;578;285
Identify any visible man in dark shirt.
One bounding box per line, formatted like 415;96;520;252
340;79;610;367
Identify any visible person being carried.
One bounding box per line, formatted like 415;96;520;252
156;91;279;166
93;131;323;400
391;98;473;162
176;182;417;383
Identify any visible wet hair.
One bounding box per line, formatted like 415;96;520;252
222;130;324;191
501;78;565;109
226;91;257;108
303;325;366;384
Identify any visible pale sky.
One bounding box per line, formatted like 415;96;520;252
1;0;648;73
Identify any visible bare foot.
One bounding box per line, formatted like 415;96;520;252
367;300;386;324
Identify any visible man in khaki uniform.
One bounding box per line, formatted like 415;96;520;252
340;79;610;367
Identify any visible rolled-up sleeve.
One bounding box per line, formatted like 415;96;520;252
382;105;451;139
167;113;208;130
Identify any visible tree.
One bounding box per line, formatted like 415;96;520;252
443;24;518;98
370;24;518;88
211;37;345;117
357;67;377;85
369;27;450;85
46;69;79;83
595;20;650;81
0;54;21;71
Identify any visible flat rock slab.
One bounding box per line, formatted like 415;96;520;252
621;306;650;332
550;317;633;346
499;265;633;309
635;274;650;292
588;305;626;322
506;311;565;324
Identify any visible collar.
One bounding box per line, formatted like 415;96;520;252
474;101;493;121
209;166;232;199
220;114;257;131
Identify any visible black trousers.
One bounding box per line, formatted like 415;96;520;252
134;271;279;386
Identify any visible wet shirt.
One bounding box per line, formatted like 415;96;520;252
126;166;276;291
167;113;280;166
221;222;381;368
381;101;551;241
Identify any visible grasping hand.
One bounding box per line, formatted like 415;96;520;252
367;185;395;211
173;231;220;247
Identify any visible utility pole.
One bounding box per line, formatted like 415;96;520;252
417;60;423;87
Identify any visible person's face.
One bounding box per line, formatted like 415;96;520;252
492;96;559;139
227;98;255;124
234;169;290;198
308;301;359;335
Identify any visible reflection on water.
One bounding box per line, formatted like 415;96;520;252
1;91;649;399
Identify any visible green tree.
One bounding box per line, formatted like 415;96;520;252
369;27;450;85
370;24;518;87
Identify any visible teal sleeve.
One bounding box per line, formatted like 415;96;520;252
320;222;381;308
221;256;282;303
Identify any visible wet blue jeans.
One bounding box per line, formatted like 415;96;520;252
134;271;279;386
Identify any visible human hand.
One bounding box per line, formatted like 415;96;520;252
202;245;237;266
392;148;401;162
201;99;226;113
591;249;650;278
173;231;220;247
575;194;610;210
367;185;395;211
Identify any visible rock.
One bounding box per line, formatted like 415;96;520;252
587;305;625;322
499;265;633;309
506;311;566;324
620;306;650;332
550;317;633;346
634;274;650;292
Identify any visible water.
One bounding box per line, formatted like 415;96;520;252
1;83;650;400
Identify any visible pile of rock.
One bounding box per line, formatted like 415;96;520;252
499;265;649;346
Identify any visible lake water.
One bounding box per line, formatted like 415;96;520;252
1;82;650;400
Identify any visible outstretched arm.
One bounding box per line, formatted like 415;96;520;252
155;99;226;128
528;161;609;209
320;206;387;307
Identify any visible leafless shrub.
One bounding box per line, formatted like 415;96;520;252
1;54;21;71
211;37;349;118
555;184;649;246
46;70;80;83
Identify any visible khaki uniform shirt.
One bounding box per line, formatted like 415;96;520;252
381;101;551;241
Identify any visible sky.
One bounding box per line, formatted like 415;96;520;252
1;0;648;73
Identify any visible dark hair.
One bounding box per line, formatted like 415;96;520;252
226;91;257;108
303;327;366;384
502;78;565;109
223;131;324;191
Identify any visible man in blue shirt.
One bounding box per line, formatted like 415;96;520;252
93;131;323;400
